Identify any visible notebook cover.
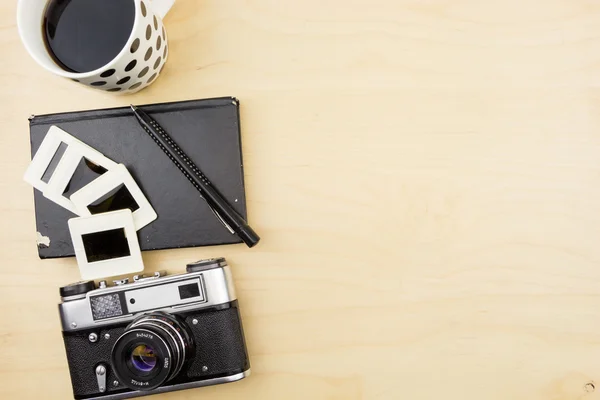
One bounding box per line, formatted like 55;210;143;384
29;97;247;259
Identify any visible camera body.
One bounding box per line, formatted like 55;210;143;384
58;258;250;400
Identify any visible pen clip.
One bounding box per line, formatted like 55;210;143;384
209;205;235;234
198;194;235;234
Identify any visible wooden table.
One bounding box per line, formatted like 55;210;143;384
2;1;600;399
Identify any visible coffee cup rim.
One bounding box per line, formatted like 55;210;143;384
17;0;145;79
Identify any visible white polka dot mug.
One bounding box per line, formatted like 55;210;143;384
17;0;175;94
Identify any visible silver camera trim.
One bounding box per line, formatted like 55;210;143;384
88;370;251;400
59;263;237;332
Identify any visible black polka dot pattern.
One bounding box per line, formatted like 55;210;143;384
125;60;137;72
131;38;140;53
100;69;115;78
78;8;167;93
138;67;149;78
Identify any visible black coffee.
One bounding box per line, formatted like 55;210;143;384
43;0;136;73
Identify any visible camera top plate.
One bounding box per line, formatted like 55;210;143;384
59;258;236;332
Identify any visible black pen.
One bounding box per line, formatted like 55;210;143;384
130;104;260;248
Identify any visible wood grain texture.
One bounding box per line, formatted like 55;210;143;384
1;0;600;398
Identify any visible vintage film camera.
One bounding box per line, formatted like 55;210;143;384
58;258;250;399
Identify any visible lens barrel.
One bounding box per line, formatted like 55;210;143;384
111;313;194;391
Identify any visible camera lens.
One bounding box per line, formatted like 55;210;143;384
112;313;194;391
130;344;157;372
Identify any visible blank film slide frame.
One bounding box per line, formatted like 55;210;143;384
71;164;157;230
68;209;144;280
23;126;118;215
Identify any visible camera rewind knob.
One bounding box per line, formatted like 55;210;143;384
59;280;95;299
186;257;227;273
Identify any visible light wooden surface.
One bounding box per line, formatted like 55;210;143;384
1;0;600;399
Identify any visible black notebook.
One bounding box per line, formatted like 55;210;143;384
28;97;248;259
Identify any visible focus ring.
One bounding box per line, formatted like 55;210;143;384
111;327;173;391
131;318;184;379
111;312;195;392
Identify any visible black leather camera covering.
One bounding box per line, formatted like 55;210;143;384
63;325;129;397
62;303;249;399
184;305;250;379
